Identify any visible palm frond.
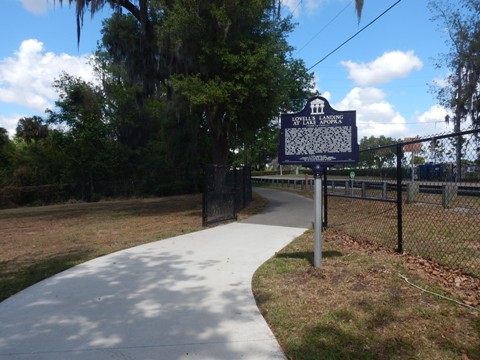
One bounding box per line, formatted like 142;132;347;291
355;0;364;23
53;0;110;44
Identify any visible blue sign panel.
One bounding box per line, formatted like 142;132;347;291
279;96;359;167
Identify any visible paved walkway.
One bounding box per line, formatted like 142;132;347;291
0;188;312;360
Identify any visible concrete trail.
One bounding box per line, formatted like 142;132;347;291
0;188;313;360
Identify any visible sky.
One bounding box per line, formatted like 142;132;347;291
0;0;458;140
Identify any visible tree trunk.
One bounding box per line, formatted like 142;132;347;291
210;130;229;166
207;107;230;166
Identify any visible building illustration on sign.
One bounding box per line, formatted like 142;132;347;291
279;96;359;167
310;98;325;115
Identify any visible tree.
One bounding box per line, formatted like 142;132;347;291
94;13;208;193
359;135;398;171
15;116;49;144
232;119;280;169
165;1;315;164
429;0;480;180
95;15;160;150
0;127;11;173
429;0;480;129
0;127;8;149
355;0;365;22
56;0;365;49
55;0;358;166
47;72;112;199
56;0;162;98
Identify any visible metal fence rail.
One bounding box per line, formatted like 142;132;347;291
202;165;252;226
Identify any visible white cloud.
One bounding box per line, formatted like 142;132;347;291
415;104;453;136
282;0;328;17
341;50;423;86
321;91;332;102
0;113;22;137
305;0;323;13
418;104;448;123
282;0;302;17
0;39;95;113
333;87;408;139
431;74;449;88
20;0;52;15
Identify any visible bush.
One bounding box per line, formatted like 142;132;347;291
0;184;70;209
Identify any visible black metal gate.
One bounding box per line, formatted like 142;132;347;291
202;165;252;226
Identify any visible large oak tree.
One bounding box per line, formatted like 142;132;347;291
56;0;321;164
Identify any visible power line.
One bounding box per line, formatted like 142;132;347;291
307;0;403;72
296;2;352;55
290;0;302;16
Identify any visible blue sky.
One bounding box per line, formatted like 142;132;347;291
0;0;456;139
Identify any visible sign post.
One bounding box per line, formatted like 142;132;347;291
279;96;358;268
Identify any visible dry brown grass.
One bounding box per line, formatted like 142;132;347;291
327;196;480;277
258;182;480;278
253;229;480;360
0;193;266;301
2;188;479;359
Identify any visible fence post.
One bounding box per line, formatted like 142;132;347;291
396;144;403;253
382;182;387;199
442;183;458;208
233;167;238;220
406;183;419;204
202;185;208;227
361;182;366;198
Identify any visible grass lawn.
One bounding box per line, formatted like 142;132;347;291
1;190;479;359
253;229;479;360
0;193;265;302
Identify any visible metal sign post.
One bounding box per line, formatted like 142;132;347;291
313;165;323;268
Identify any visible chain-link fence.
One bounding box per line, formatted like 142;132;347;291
326;129;480;277
202;165;252;226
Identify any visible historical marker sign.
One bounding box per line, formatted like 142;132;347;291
279;96;359;167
